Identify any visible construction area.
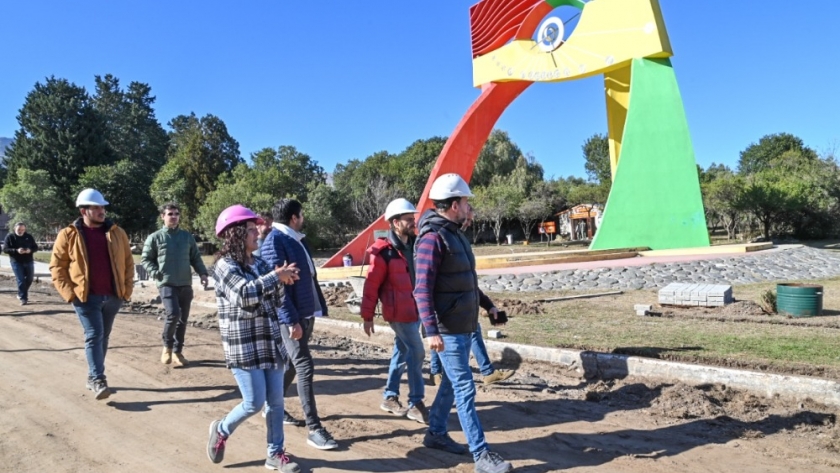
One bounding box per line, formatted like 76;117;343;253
1;243;839;472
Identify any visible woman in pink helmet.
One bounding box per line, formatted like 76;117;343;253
206;205;304;472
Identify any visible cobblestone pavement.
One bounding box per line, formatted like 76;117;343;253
477;246;840;292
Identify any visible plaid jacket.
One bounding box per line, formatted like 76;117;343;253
214;256;287;369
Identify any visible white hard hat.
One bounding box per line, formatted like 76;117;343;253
76;188;109;207
429;173;474;200
384;198;417;221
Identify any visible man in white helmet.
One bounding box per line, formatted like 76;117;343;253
50;188;134;400
414;173;513;473
359;198;428;424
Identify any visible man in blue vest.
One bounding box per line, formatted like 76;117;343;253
414;174;514;473
261;198;337;451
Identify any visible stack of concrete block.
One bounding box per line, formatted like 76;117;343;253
658;283;733;307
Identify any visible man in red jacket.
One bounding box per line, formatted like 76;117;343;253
360;198;428;424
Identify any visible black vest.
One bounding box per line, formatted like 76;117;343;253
416;210;478;334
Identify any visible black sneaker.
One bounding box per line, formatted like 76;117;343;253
20;299;28;306
284;411;303;426
307;427;338;450
423;431;467;455
207;420;227;463
265;450;301;472
474;450;513;473
86;378;111;400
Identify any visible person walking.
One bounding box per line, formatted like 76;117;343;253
3;222;39;305
205;204;303;472
141;202;209;367
49;188;134;400
254;212;274;257
428;208;515;387
414;174;514;473
360;198;428;423
261;198;337;450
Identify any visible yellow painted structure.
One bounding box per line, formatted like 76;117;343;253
472;0;671;87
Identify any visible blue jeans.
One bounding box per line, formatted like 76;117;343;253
221;367;286;456
10;260;34;301
430;324;494;377
73;295;123;381
428;333;488;460
384;321;425;406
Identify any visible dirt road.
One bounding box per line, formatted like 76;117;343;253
0;279;838;472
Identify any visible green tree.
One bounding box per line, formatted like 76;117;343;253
150;159;190;217
471;130;523;188
77;160;158;239
583;133;611;187
392;136;446;202
0;169;72;238
194;166;276;243
304;182;357;248
702;171;743;240
251;145;326;203
737;133;817;175
92;74;169;174
5;77;112;211
158;113;243;229
471;176;524;244
735;150;816;240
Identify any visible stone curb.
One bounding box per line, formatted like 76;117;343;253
315;317;840;408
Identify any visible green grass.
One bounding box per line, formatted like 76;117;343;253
327;278;840;378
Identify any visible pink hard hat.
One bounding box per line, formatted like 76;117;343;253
215;205;265;237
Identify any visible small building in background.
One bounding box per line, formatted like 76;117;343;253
556;204;603;241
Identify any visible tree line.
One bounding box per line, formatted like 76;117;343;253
1;74;837;248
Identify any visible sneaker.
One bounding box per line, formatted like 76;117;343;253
265;451;301;472
482;369;515;385
307;427;338;450
161;347;172;364
406;401;429;424
171;352;188;367
86;378;111;400
474;450;513;473
20;299;27;306
284;411;303;426
423;431;467;455
206;420;227;464
380;396;407;416
429;372;443;386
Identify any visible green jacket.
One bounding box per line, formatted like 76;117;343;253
141;226;208;287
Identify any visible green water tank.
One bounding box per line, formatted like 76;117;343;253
776;283;823;317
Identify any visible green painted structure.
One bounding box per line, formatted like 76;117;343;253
591;58;709;250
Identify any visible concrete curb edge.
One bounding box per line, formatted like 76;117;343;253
316;317;840;408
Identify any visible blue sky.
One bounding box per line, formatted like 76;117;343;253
1;0;838;180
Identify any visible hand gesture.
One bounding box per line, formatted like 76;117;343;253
275;262;300;285
427;334;445;352
289;323;303;340
363;320;375;337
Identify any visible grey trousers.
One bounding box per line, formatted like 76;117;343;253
160;285;194;352
281;316;320;430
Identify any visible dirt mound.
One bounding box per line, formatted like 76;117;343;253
322;285;355;306
495;298;545;316
719;300;768;317
647;383;728;420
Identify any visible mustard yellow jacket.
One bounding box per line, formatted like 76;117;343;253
50;219;134;303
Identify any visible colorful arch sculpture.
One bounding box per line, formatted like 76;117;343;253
324;0;708;267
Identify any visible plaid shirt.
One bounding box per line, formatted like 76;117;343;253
214;256;287;369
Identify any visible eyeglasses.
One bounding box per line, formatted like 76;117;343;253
165;212;180;216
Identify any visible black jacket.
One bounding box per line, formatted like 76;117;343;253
416;210;480;334
4;231;38;264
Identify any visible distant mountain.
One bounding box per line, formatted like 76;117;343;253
0;137;12;158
